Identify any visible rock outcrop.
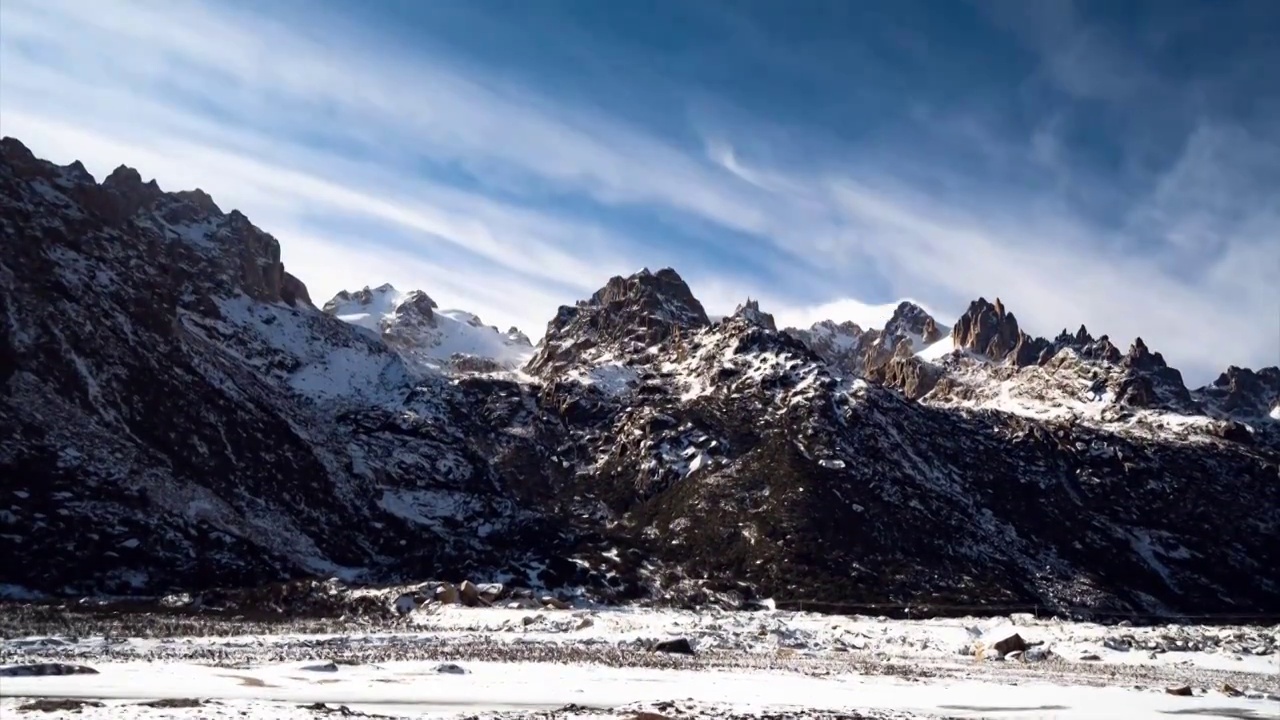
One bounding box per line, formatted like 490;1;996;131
950;297;1051;367
525;267;709;375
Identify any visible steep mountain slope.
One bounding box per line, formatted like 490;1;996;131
2;138;1277;617
323;284;533;374
0;138;578;596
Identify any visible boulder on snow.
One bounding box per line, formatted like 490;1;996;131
540;595;571;610
652;638;695;655
476;583;504;602
394;592;427;615
1166;685;1194;697
434;582;459;605
458;580;488;607
992;633;1028;657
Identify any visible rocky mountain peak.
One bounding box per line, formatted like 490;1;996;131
1124;337;1166;370
170;189;223;217
100;165;165;220
322;284;532;374
102;164;149;191
731;298;777;331
884;301;946;345
526;267;710;375
1054;324;1094;346
1197;365;1280;420
589;267;708;324
880;298;942;340
952;297;1024;361
505;327;533;347
398;290;439;319
0;136;39;173
0;138;308;309
785;300;951;378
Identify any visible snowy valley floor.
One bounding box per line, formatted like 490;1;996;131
1;605;1277;719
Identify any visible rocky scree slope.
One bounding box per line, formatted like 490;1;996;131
2;138;1278;617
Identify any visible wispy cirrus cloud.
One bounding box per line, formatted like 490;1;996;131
1;0;1275;382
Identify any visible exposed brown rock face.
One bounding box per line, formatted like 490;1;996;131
950;297;1050;367
866;354;942;400
280;270;313;307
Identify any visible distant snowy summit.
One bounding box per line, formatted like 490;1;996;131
784;300;950;377
323;284;533;375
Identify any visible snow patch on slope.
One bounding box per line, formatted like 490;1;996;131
325;285;534;375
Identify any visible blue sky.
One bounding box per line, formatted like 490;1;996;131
1;0;1276;383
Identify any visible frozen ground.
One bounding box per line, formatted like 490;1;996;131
2;605;1277;719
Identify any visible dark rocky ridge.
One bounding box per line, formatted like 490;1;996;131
2;137;1279;618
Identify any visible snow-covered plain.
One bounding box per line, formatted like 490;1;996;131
2;605;1276;719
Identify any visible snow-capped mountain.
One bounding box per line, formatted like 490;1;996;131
3;137;1278;618
322;284;533;374
784;300;950;377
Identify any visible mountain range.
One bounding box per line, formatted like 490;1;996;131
2;136;1277;616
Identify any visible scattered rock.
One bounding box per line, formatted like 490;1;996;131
1023;646;1052;662
1079;653;1102;661
0;663;99;676
393;592;424;615
458;581;488;607
302;661;339;672
137;698;206;708
159;593;194;608
476;583;504;602
300;702;391;717
434;663;468;675
540;595;571;610
1220;683;1243;697
1166;685;1194;697
652;638;695;655
992;633;1028;657
17;699;105;713
435;583;459;605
